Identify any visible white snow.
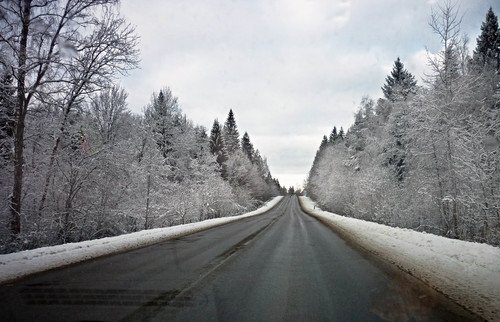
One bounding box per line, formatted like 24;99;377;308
299;196;500;321
0;196;283;284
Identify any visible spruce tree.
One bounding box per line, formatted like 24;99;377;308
472;7;500;71
145;88;179;158
320;135;328;150
381;57;417;102
338;127;345;140
209;119;228;176
209;119;222;155
329;126;338;143
222;109;240;154
241;131;255;162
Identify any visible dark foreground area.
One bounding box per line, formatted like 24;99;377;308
0;196;477;321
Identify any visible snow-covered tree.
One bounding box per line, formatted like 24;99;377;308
0;71;15;162
0;0;139;236
89;86;130;145
472;7;500;71
328;127;338;144
209;119;228;177
241;132;255;162
144;88;180;159
381;57;417;102
306;4;500;245
222;109;240;154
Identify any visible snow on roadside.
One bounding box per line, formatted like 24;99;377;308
0;196;283;284
299;196;500;321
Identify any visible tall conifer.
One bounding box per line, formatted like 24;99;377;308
329;127;338;143
222;109;240;154
381;57;417;102
472;7;500;71
241;132;255;162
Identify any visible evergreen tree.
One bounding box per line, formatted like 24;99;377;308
329;126;338;143
241;131;255;162
209;119;223;155
209;119;227;170
472;7;500;71
145;88;180;158
222;109;240;154
381;57;417;102
320;135;328;150
338;127;345;140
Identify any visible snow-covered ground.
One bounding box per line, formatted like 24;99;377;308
0;196;283;284
299;196;500;321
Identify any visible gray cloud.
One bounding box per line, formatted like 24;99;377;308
119;0;499;188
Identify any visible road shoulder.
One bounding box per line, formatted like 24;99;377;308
0;196;284;284
298;196;500;321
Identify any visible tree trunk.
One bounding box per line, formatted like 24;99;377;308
10;0;32;236
37;135;62;216
445;128;459;238
38;90;83;216
144;172;151;229
431;141;449;233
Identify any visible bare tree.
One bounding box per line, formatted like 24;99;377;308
89;86;129;145
0;0;139;236
428;0;463;92
426;0;465;237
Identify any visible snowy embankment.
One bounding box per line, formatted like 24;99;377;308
299;197;500;321
0;196;283;284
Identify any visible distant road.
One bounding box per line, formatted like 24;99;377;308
0;196;475;321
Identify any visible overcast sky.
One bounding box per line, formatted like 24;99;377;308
118;0;499;189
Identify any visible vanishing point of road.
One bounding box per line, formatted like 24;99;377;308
0;196;477;321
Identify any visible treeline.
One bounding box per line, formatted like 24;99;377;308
307;5;499;245
0;1;282;253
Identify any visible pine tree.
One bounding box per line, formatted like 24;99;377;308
209;119;223;155
329;126;338;143
381;57;417;102
241;132;255;162
320;135;328;150
222;109;240;154
472;7;500;71
144;88;179;158
338;127;345;140
209;119;227;169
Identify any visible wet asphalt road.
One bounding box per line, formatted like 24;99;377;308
0;196;476;321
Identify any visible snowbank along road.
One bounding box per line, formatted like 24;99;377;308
0;196;479;321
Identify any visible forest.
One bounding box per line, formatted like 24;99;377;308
307;4;500;245
0;0;283;253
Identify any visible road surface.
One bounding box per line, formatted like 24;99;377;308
0;196;476;321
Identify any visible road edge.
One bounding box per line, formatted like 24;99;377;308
0;196;284;285
297;196;496;321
